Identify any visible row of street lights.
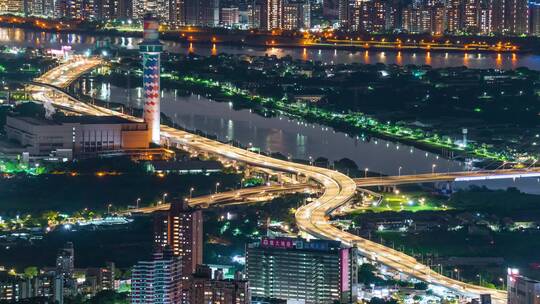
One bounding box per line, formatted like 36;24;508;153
362;164;437;178
118;184;220;213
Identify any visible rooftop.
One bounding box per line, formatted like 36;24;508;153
9;115;140;126
58;115;139;125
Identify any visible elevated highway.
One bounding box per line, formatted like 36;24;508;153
129;183;314;214
354;169;540;187
29;58;509;303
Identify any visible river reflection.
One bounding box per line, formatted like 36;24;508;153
83;81;540;193
93;82;465;175
1;27;539;70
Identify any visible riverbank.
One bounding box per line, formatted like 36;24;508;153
0;16;535;54
96;69;513;165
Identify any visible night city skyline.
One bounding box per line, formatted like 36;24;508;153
0;1;538;304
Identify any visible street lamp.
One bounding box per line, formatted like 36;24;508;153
364;168;369;178
136;198;141;210
190;187;195;199
162;193;168;204
398;166;403;176
215;182;220;193
309;156;313;165
107;203;112;214
454;268;460;281
432;164;437;174
499;277;505;289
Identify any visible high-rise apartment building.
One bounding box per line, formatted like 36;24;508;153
189;265;250;304
322;0;339;20
530;1;540;36
402;4;431;33
446;0;462;32
183;0;219;26
508;268;540;304
479;0;505;34
262;0;282;29
131;248;182;304
338;0;351;28
0;0;24;14
133;0;170;22
248;3;261;28
430;3;446;34
246;237;358;304
154;200;203;292
221;7;239;27
56;242;74;280
283;0;310;30
0;273;19;302
504;0;528;34
463;0;480;32
94;0;119;20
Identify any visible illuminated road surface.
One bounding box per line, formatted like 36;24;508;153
354;170;540;187
29;58;514;303
128;183;313;214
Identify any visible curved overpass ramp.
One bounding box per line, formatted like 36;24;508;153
30;58;507;303
129;183;314;214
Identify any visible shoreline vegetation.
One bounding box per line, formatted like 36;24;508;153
94;69;519;166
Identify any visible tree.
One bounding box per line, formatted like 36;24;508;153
314;157;329;168
40;211;60;226
334;158;358;171
85;290;128;304
414;281;428;290
23;267;38;279
370;297;398;304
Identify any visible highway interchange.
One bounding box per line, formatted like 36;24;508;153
27;57;540;303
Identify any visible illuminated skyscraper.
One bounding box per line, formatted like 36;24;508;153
220;7;239;27
56;242;74;280
530;1;540;36
246;237;358;304
463;0;480;32
131;247;182;304
0;0;24;13
139;14;163;144
283;0;310;30
132;0;169;22
262;0;283;29
430;3;446;34
504;0;528;34
154;200;203;296
445;0;462;32
184;0;220;26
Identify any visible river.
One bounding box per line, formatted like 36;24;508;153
2;27;540;70
4;25;536;191
90;82;540;193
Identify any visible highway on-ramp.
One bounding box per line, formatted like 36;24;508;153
128;183;314;214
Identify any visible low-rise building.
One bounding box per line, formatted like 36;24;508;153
5;115;149;156
508;268;540;304
189;265;250;304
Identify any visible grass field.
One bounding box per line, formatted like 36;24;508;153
352;191;448;213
